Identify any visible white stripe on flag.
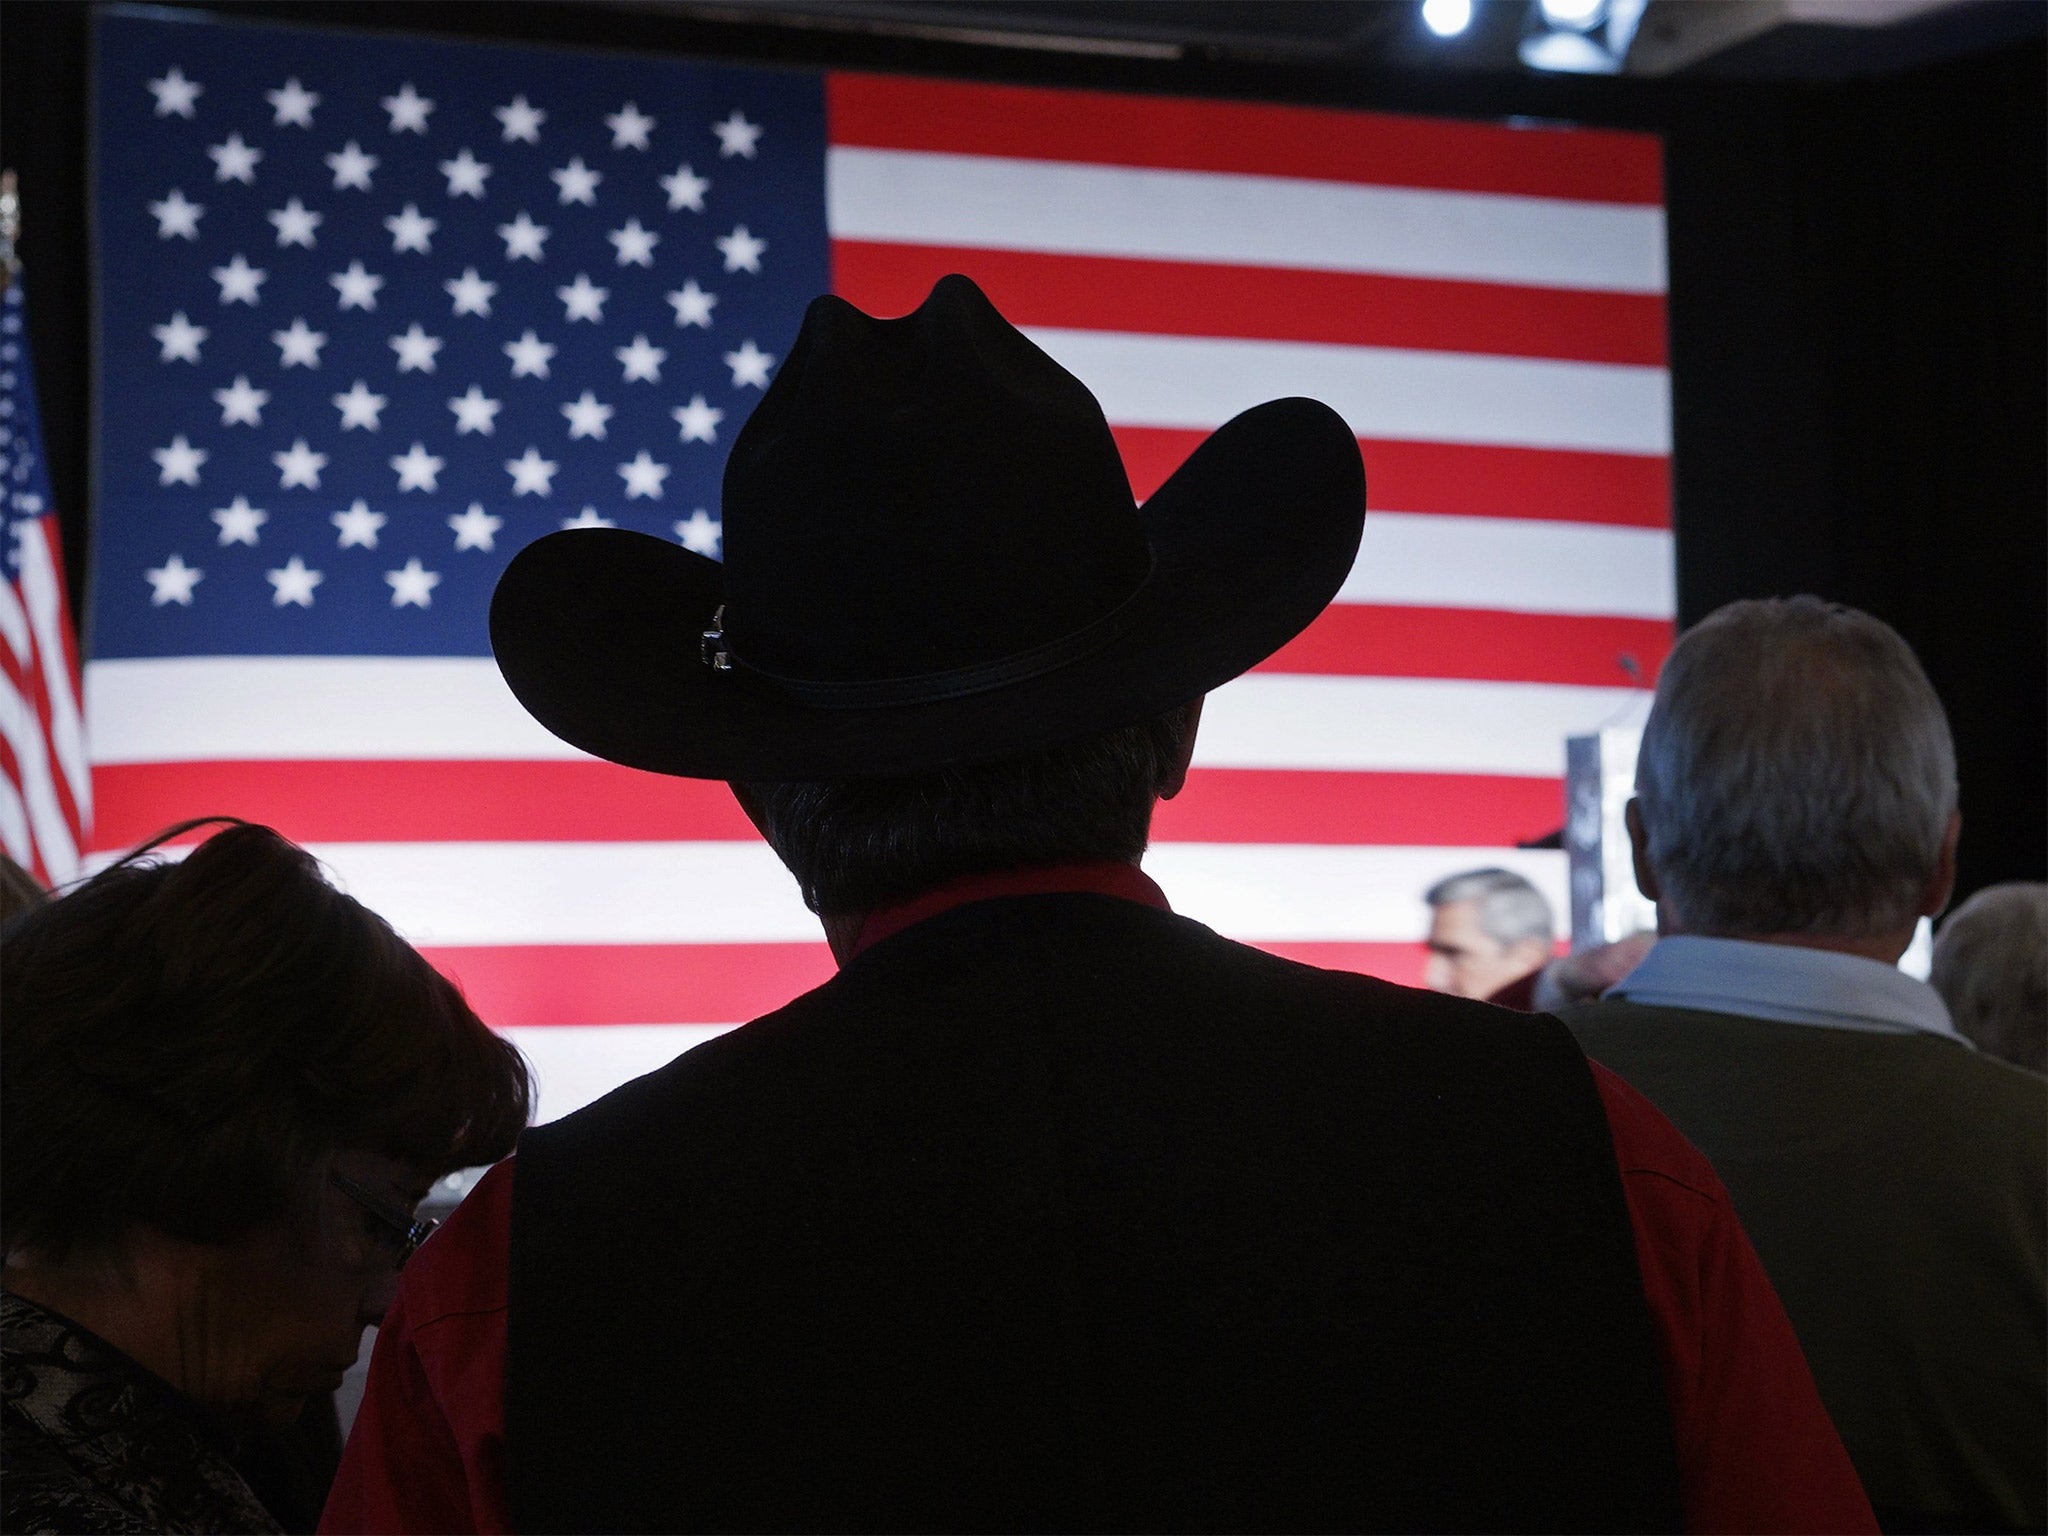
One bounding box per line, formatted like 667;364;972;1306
120;839;1562;948
85;658;1646;779
826;148;1669;295
0;761;34;868
501;1023;738;1125
1025;328;1672;455
1341;514;1675;619
0;573;31;667
1199;672;1647;776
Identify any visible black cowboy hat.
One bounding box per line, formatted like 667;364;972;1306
490;274;1365;781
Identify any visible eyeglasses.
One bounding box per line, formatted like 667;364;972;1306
328;1171;438;1271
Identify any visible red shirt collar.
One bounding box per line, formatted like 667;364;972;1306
847;861;1171;962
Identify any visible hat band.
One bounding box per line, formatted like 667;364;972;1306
716;554;1157;711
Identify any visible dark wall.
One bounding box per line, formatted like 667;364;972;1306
3;1;2042;898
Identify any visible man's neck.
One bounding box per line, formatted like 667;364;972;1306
1664;925;1915;967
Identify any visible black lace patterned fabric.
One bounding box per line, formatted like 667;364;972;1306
0;1291;282;1535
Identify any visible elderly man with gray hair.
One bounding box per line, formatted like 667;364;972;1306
1421;866;1555;1001
1565;596;2045;1535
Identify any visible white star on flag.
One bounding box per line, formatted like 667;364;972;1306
716;224;766;274
618;450;670;499
152;435;207;487
267;556;323;607
448;385;504;435
145;553;203;605
711;110;762;159
724;339;775;389
386;558;441;608
615;335;665;383
441;149;492;198
506;446;558;496
498;211;549;261
660;164;709;213
674;509;721;555
213;375;270;427
267;78;319;128
208;134;263;185
331;499;387;548
149;189;204;240
331;261;385;311
325;141;379;191
449;503;502;551
608;219;659;267
271;318;328;368
152;311;208;363
551;158;602;206
268;198;322;248
210;254;267;305
556;273;608;323
389;323;444;373
503;330;556;379
667;279;716;328
445;268;498;317
385;204;438;253
607;102;656;150
382;83;435;133
212;496;268;545
273;439;330;489
391;441;446;492
562;506;616;529
561;392;614;440
495;96;546;144
333;380;389;431
147;67;202;118
672;393;723;443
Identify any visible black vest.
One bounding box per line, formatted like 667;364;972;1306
506;896;1680;1533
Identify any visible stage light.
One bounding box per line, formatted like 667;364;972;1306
1421;0;1475;38
1537;0;1606;31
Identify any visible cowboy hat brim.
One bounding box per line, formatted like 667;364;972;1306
489;395;1365;781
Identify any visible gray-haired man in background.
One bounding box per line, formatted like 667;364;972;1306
1421;867;1554;1001
1565;596;2045;1534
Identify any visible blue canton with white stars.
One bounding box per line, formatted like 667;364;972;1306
93;9;827;658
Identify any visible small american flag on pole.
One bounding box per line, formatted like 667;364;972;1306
0;223;92;888
88;10;1672;1120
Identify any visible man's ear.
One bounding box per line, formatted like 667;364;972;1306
1919;810;1963;919
1158;696;1205;801
1625;798;1661;903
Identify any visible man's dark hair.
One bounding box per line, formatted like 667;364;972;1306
1;821;531;1265
743;710;1192;917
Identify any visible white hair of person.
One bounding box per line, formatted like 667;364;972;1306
1424;866;1555;948
1635;596;1957;939
1930;883;2047;1075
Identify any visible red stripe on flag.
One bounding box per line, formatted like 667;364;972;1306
1112;427;1670;526
423;941;1438;1028
1156;770;1559;848
92;762;1560;850
832;241;1668;368
1251;941;1432;989
1256;606;1671;689
422;942;837;1027
827;74;1664;205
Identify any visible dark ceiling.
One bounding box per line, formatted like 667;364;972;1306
622;0;2047;81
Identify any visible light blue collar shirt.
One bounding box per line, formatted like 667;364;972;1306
1605;934;1969;1044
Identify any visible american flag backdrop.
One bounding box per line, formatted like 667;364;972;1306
88;10;1673;1122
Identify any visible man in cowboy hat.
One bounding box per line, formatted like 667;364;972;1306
324;277;1870;1534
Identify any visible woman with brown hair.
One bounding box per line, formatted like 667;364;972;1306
1;821;530;1535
